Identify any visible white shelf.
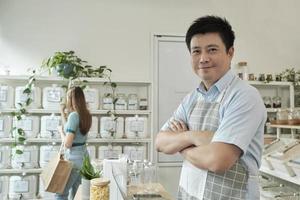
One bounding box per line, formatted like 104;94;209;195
0;108;151;115
248;81;293;87
0;75;151;86
0;168;42;175
0;137;152;144
267;123;300;129
260;166;300;186
266;108;280;113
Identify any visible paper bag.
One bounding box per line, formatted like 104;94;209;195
40;154;72;194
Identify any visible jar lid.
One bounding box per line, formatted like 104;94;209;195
238;61;247;66
91;178;110;186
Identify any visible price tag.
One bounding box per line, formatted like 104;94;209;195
18;119;33;131
0;87;7;102
85;91;95;103
46;119;59;131
104;120;115;132
47;89;61;102
13;180;29;193
129;121;144;132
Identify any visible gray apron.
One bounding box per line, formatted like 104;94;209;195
178;77;248;200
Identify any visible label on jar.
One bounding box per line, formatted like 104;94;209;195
13;180;29;193
0;87;8;102
129;121;144;132
14;151;31;163
115;99;127;110
18;119;33;131
0;119;4;131
19;90;35;104
128;99;138;110
47;88;61;102
104;120;116;132
46;119;59;131
85;90;95;103
103;98;113;110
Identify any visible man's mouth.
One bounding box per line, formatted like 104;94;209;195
198;66;215;69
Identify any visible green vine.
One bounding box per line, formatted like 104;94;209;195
279;68;300;86
10;51;117;154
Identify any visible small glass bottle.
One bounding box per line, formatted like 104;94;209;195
128;94;139;110
272;96;282;108
237;62;248;80
263;96;272;108
90;178;110;200
139;98;148;110
115;93;127;110
102;93;113;110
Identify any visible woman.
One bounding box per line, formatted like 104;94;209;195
56;86;92;200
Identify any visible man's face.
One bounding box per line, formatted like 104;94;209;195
190;32;234;89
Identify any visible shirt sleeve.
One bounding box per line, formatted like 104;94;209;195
160;90;197;131
65;112;79;134
212;87;267;155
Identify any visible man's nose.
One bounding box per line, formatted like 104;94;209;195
199;53;209;63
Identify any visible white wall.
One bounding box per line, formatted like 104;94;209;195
0;0;300;81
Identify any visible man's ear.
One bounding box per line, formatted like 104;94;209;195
228;47;234;58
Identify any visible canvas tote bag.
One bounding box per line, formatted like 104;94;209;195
40;142;73;194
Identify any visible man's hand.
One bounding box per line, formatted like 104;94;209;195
170;119;188;132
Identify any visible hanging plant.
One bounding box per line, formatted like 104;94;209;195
9;51;117;154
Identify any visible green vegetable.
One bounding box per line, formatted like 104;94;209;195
80;155;101;180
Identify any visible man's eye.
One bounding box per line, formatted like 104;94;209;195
208;48;217;53
192;50;200;54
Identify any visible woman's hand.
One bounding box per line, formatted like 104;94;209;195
170;119;188;132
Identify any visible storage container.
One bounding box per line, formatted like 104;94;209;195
11;145;39;169
102;93;113;110
42;84;65;109
84;86;99;110
0;115;12;138
87;145;96;161
38;176;55;200
15;86;41;109
88;116;98;139
39;145;60;168
0;176;9;200
100;117;124;139
115;93;127;110
0;146;11;169
0;84;14;109
13;116;39;138
9;175;37;200
40;114;61;138
123;145;146;161
127;93;139;110
98;145;122;160
90;178;110;200
267;154;296;177
125;115;148;139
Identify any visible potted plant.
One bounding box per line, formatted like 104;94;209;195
80;155;102;200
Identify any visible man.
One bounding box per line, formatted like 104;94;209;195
155;16;267;199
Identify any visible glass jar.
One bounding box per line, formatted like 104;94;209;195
102;93;113;110
276;109;289;124
115;93;127;110
237;62;248;80
248;73;255;81
258;74;266;81
263;96;272;108
139;98;148;110
272;96;282;108
128;94;139;110
288;108;300;125
90;178;110;200
266;74;273;82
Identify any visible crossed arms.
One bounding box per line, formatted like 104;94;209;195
155;120;242;174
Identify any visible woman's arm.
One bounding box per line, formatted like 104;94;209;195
58;125;75;148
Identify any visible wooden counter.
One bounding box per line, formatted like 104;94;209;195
75;182;173;200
